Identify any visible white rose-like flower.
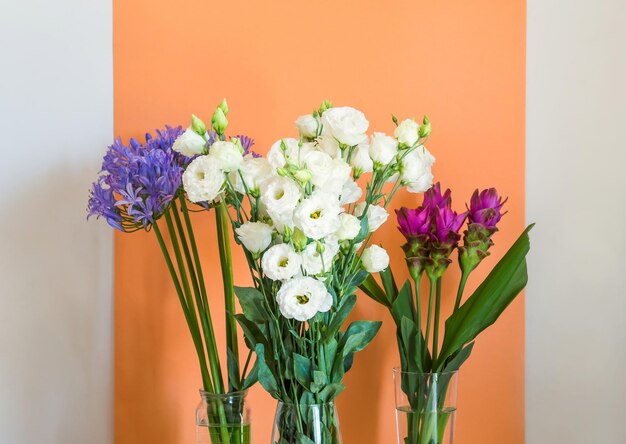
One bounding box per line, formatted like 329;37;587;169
293;191;342;240
350;142;374;174
339;180;362;205
210;141;243;172
235;222;274;254
260;176;302;231
261;243;302;281
182;155;224;203
321;106;369;146
172;128;207;157
301;240;339;275
355;202;389;232
303;150;334;188
295;115;318;139
369;132;398;165
276;276;333;321
317;157;352;193
361;245;390;273
316;134;341;158
231;154;273;194
394;119;420;147
335;213;361;241
401;146;435;193
267;138;315;168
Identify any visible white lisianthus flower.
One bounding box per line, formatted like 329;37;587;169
335;213;361;241
401;146;435;193
276;276;333;321
303;150;334;188
369;132;398;165
394;119;420;147
301;240;339;275
210;141;243;172
317;157;352;193
339;180;362;205
355;202;389;232
321;106;369;146
231;154;273;195
267;138;315;168
316;134;341;158
293;191;342;240
350;141;374;175
295;114;318;139
261;243;302;281
173;128;207;157
361;245;390;272
235;221;274;254
182;155;224;203
260;176;302;231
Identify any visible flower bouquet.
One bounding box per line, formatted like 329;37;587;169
360;184;533;444
178;101;436;443
87;101;257;444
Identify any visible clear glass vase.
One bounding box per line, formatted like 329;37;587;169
271;401;342;444
196;389;251;444
393;369;458;444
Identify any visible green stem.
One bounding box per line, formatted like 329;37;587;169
454;271;470;311
153;220;213;392
432;278;442;366
423;278;436;367
216;202;240;391
411;276;422;364
172;201;225;394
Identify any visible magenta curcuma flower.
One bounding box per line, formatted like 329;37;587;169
396;207;431;240
432;207;468;246
467;188;507;230
422;182;451;212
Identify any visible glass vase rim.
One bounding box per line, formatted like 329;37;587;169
276;400;336;408
392;367;459;377
198;388;249;400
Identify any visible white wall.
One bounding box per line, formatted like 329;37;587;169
526;1;626;442
0;1;113;443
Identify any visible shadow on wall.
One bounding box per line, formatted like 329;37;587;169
0;167;113;444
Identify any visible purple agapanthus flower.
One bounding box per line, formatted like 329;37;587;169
396;207;431;240
432;206;468;246
467;188;507;229
87;125;187;231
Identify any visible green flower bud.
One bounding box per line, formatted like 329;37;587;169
319;100;333;114
211;107;228;134
293;168;312;184
418;120;432;138
391;114;399;127
282;225;292;242
231;137;244;154
315;241;325;254
191;114;207;135
292;228;307;251
276;167;288;177
219;98;229;115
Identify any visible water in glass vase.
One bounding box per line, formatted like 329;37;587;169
396;405;456;444
196;390;251;444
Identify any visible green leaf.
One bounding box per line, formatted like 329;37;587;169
318;382;345;402
234;286;269;323
293;353;312;388
353;215;369;243
311;370;327;393
399;316;421;372
350;269;369;288
359;274;391;307
380;265;399;301
227;348;241;391
254;344;279;398
242;359;258;390
325;294;356;341
437;225;533;370
340;320;382;357
391;280;415;325
235;314;268;349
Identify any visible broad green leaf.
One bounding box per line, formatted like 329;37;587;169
325;294;356;341
234;286;269;323
293;353;312;388
235;314;268;348
311;370;327;393
350;270;369;288
227;348;241;391
318;382;345;402
437;225;533;370
380;265;399;301
254;344;279;398
242;359;258;390
359;274;390;307
391;280;415;326
339;320;382;356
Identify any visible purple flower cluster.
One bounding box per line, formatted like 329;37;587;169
87;126;187;231
396;183;507;280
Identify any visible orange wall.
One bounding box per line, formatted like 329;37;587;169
114;1;526;442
